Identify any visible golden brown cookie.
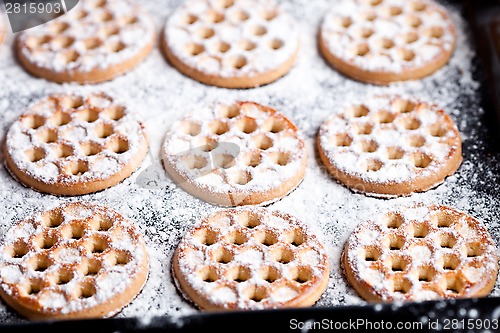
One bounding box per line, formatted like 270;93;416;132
16;0;154;84
343;204;498;302
0;202;149;319
317;95;462;198
173;207;330;310
162;0;299;88
4;93;148;196
162;101;307;206
319;0;456;84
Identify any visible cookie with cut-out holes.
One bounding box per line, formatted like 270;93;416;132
319;0;456;84
162;101;307;206
0;202;149;319
343;205;498;302
4;93;148;196
317;95;462;198
162;0;299;88
173;208;330;310
16;0;154;84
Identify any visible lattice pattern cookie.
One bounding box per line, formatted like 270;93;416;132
163;0;299;88
317;95;462;198
319;0;456;84
0;202;149;319
343;205;498;302
4;93;148;196
162;101;307;206
16;0;154;84
173;208;330;310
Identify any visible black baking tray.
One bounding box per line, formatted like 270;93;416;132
1;0;500;332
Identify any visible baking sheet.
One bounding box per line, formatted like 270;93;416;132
0;0;499;324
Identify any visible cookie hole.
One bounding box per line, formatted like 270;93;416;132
69;160;90;176
386;234;405;251
252;134;273;150
427;26;444;39
231;55;248;69
187;43;204;56
356;43;370;56
54;270;73;285
101;25;120;37
209;120;229;135
61;224;84;240
439;233;457;249
231;10;249;22
81;259;101;276
240;40;256;51
83;38;102;50
213;247;233;264
26;147;46;163
363;12;377;22
88;236;108;254
74;10;88;19
354;123;373;135
466;241;484;258
198;27;215;39
407;135;426;147
442;254;460;270
404;31;419;44
339;17;352;28
392;279;411;294
30;255;51;272
63;50;80;64
218;0;234;9
207;10;224;23
27;35;51;48
253;25;267;36
23;114;46;129
390;256;408;272
245;286;268;303
411;1;427;11
194;228;218;246
268;151;290;166
364;246;381;261
184;14;197;25
369;0;382;6
220;104;240;119
109;41;126;53
402;117;421;130
359;139;378;153
76;108;100;123
240;151;262;167
412;224;429;238
36;234;57;250
407;15;422;28
199;266;219;283
358;27;374;39
95;123;115;139
226;230;248;245
217;41;231;53
96;215;113;231
429;123;448;137
50;112;72;126
387;147;405;160
230;170;253;185
399;49;416;62
264;10;277;21
180;121;201;136
52;36;75;49
90;0;106;8
9;241;29;259
254;230;278;246
284;229;305;247
27;280;42;296
236;117;257;134
76;282;96;299
433;212;455;228
236;211;260;229
37;128;59;144
263;116;287;133
393;99;417;113
272;247;294;264
259;266;280;283
181;155;208;170
97;11;113;22
388;6;402;16
446;277;463;294
379;38;395;49
196;137;218;152
108;138;129;154
292;266;313;284
418;266;435;282
329;133;352;148
270;39;284;50
227;266;251;282
109;250;131;266
365;159;383;172
43;210;64;228
61;96;84;109
214;153;236;169
80;142;102;156
384;213;404;229
347;105;369;118
410;152;432;169
50;22;70;33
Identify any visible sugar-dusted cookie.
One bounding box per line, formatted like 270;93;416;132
162;0;299;88
4;93;148;195
317;95;462;198
173;207;330;310
343;204;498;302
319;0;456;84
162;101;307;206
0;202;149;319
16;0;154;84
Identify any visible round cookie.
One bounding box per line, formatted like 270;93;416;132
16;0;154;84
162;101;307;206
4;93;148;196
163;0;299;88
343;204;498;302
319;0;456;84
173;207;330;310
0;202;149;319
317;95;462;198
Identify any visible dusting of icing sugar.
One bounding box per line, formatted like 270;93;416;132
164;0;299;77
320;0;456;73
18;0;154;73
